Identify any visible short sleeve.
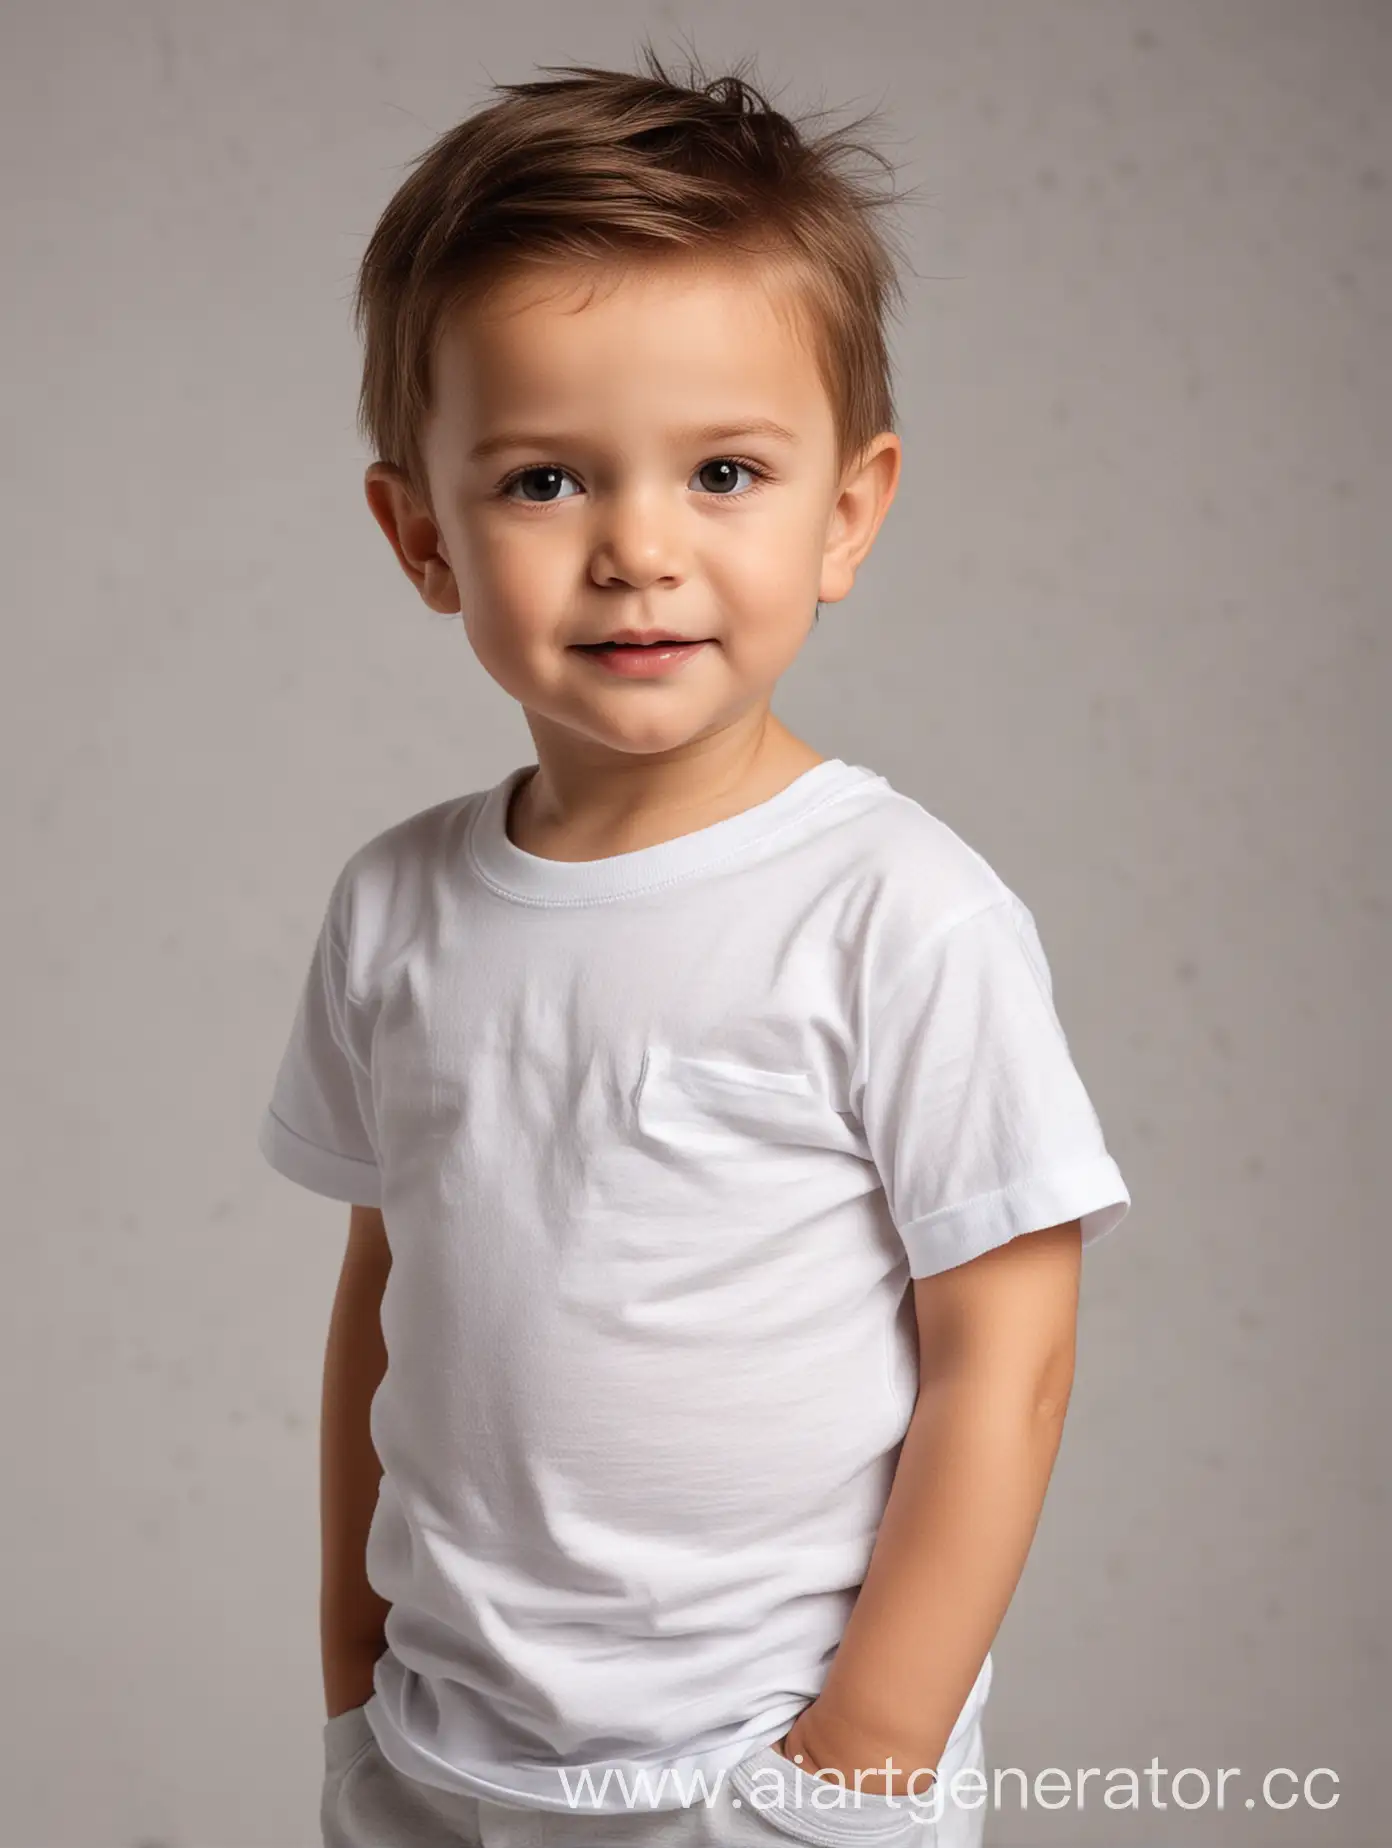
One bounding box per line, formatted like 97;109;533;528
256;873;382;1207
861;896;1130;1279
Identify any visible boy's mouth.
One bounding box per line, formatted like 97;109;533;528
569;636;712;676
572;633;711;652
574;640;703;652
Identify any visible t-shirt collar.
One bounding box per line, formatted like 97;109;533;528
467;758;876;906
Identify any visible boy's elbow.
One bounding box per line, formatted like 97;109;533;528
1029;1342;1076;1426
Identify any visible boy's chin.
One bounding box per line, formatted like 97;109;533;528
523;703;754;762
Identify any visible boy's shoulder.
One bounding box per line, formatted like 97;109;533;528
318;784;490;942
833;769;1025;941
344;785;484;874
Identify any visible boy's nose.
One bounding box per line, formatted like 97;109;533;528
588;491;688;590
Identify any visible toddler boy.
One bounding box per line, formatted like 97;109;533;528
259;48;1131;1848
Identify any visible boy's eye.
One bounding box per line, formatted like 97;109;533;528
502;466;580;504
497;458;769;504
692;458;761;495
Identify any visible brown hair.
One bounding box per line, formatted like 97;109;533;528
350;44;913;509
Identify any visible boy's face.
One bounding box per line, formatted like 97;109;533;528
366;252;899;766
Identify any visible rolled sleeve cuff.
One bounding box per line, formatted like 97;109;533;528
897;1154;1131;1278
257;1107;382;1207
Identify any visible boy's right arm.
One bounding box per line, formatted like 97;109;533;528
321;1203;393;1719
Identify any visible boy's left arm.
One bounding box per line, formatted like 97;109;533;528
777;1218;1082;1795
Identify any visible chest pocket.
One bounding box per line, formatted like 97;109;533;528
634;1044;863;1158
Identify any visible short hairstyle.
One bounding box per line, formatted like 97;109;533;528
351;44;911;508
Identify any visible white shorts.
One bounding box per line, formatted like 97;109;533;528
322;1701;987;1848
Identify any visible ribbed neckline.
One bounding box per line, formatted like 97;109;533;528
466;758;879;906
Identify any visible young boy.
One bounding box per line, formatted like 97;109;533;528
258;50;1131;1848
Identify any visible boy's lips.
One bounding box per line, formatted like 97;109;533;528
570;636;711;678
572;627;709;646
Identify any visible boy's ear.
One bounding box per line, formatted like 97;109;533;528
363;462;461;615
818;433;902;606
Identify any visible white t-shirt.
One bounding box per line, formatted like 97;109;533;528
258;757;1130;1814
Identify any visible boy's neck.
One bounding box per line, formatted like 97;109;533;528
506;720;827;864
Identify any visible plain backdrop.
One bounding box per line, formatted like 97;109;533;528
2;2;1386;1844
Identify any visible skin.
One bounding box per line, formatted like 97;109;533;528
774;1219;1081;1801
362;248;900;854
359;251;1086;1796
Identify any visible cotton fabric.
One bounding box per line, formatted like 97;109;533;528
260;757;1130;1814
322;1698;991;1846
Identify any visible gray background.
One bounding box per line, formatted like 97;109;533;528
3;2;1386;1844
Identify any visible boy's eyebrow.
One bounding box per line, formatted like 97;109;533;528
468;418;801;462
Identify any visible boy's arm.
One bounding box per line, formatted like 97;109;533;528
779;1219;1082;1793
321;1203;394;1719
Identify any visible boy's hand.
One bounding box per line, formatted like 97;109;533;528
324;1642;385;1721
771;1703;936;1799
